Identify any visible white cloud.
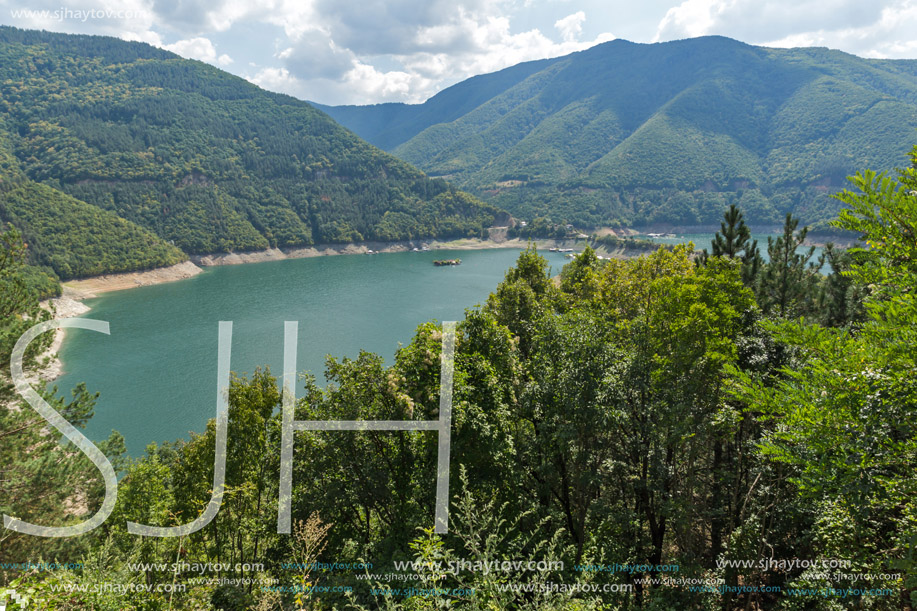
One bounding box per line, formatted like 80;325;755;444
653;0;917;59
344;62;418;102
555;11;586;42
278;32;356;80
654;0;724;40
143;0;615;102
249;65;295;91
164;36;233;65
15;0;917;105
762;1;917;59
121;29;165;46
257;2;613;104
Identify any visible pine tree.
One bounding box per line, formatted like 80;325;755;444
756;213;818;317
710;204;752;258
702;204;762;286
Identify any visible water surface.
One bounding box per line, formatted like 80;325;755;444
55;248;571;454
54;233;836;454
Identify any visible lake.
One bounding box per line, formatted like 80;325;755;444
54;248;573;454
52;234;832;455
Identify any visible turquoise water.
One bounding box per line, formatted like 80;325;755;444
52;234;835;454
54;248;573;454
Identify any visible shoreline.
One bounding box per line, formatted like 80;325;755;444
189;236;591;267
30;296;91;384
52;224;844;304
30;224;833;383
631;224;856;248
38;236;589;382
62;260;203;300
35;231;686;382
60;235;596;297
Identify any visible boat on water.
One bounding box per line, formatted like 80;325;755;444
433;259;462;266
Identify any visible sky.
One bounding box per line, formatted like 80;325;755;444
2;0;916;105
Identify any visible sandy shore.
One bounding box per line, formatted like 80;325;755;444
22;237;542;370
23;296;92;384
62;260;203;299
23;230;652;384
189;236;586;267
55;231;648;298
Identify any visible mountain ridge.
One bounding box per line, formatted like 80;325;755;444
318;36;917;228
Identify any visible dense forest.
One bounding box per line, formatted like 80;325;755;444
320;36;917;230
1;144;914;608
0;27;498;280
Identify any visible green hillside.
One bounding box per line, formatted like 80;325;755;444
0;126;184;281
0;27;497;279
320;36;917;228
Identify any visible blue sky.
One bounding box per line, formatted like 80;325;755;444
2;0;916;105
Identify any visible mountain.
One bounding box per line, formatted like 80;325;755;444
0;27;497;281
318;36;917;229
0;120;186;281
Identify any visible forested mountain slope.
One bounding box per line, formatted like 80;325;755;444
320;36;917;228
0;27;497;279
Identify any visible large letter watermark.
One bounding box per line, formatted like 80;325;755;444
6;319;117;537
277;321;457;534
127;321;233;537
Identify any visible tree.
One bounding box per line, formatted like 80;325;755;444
730;147;917;607
814;243;868;328
559;245;601;300
703;204;763;286
756;213;819;317
710;204;752;258
0;223;50;373
1;225;126;562
519;307;621;563
485;245;557;357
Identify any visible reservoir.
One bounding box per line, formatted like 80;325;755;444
55;248;573;454
52;232;834;454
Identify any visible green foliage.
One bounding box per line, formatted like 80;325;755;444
1;181;185;279
506;216;571;239
2;168;910;610
1;235;126;566
709;204;756;259
0;26;498;275
559;245;601;299
324;36;917;228
754;213;821;317
17;264;61;299
700;203;763;286
0;223;54;376
728;147;917;606
814;243;869;328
